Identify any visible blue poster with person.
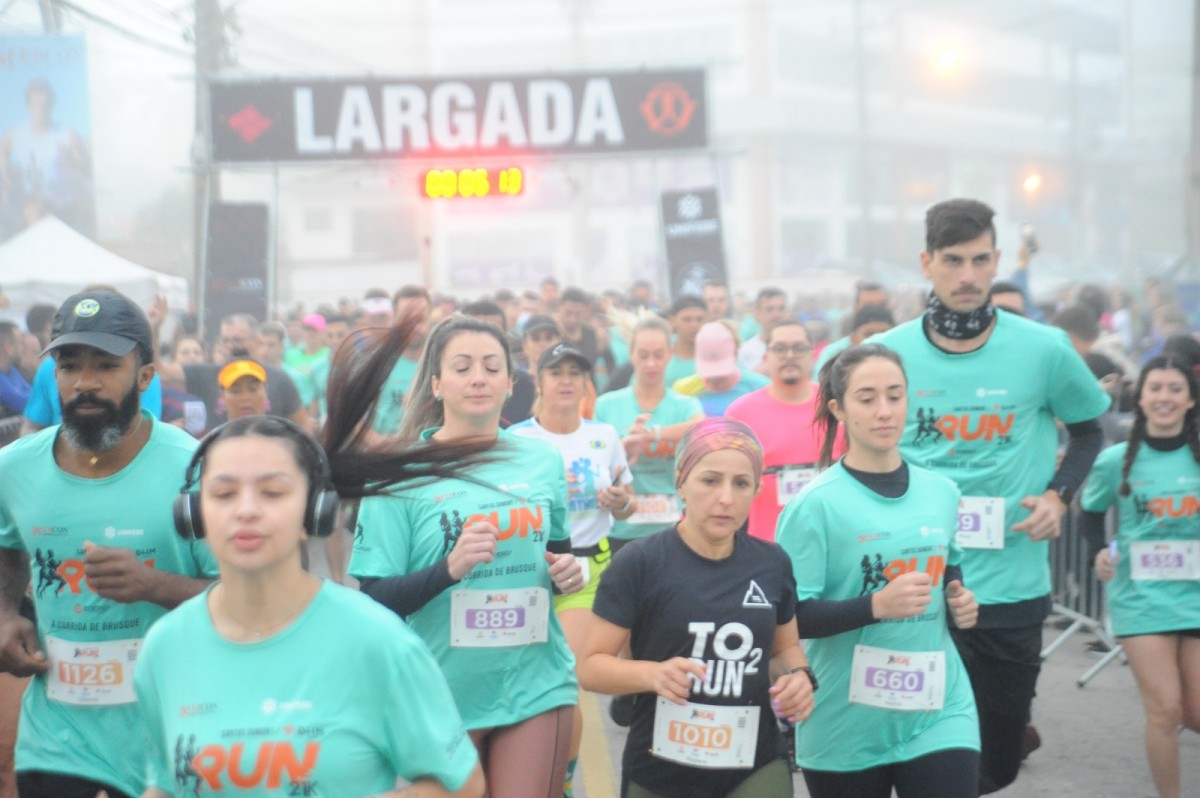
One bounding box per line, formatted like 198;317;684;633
0;33;94;242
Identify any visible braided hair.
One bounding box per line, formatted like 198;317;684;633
1118;355;1200;496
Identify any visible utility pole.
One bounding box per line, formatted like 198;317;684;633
1188;0;1200;260
853;0;875;278
746;0;772;281
38;0;62;31
193;0;224;323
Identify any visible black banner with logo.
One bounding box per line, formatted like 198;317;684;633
210;69;707;163
661;188;726;300
204;203;269;343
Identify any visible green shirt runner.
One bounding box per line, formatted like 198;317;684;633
777;462;979;772
0;415;216;795
1080;442;1200;636
135;581;478;797
349;429;577;730
594;387;702;541
873;310;1110;605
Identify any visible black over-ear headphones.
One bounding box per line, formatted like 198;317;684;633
173;417;341;540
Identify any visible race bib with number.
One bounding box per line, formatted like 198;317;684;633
45;635;140;706
628;494;681;526
848;644;946;711
651;698;759;769
956;496;1005;550
776;466;817;507
450;587;549;647
1129;540;1200;581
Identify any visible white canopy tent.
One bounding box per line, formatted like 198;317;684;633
0;217;188;322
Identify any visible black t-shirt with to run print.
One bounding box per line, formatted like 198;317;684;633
593;526;797;798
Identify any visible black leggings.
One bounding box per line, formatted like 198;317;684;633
950;624;1042;794
802;748;980;798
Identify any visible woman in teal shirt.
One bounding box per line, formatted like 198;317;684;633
1083;355;1200;798
595;316;704;550
776;344;981;798
329;316;585;798
135;415;484;797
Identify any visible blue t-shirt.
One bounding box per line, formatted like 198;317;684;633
0;365;31;415
671;370;770;417
24;356;163;426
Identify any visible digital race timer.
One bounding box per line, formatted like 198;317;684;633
421;167;524;199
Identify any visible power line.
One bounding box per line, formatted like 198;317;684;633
57;0;193;59
233;8;378;72
228;39;326;73
130;0;190;24
93;0;185;39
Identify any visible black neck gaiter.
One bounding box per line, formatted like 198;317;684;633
925;292;995;341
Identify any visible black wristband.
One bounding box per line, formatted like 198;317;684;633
1047;483;1074;505
788;665;819;691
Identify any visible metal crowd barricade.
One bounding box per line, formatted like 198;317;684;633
1043;507;1125;686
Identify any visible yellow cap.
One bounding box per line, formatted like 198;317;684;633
218;359;267;389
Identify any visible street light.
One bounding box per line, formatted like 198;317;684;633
935;47;962;74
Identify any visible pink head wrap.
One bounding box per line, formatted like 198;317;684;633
674;417;764;490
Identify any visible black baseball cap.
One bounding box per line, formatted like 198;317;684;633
44;291;153;358
523;314;560;338
537;343;591;373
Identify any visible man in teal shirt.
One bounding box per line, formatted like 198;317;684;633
0;291;214;798
373;285;433;435
664;295;706;385
873;199;1109;795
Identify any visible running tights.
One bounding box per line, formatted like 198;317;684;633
626;758;792;798
469;704;573;798
802;748;980;798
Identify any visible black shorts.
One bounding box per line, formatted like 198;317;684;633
17;770;134;798
1117;628;1200;640
950;623;1042;716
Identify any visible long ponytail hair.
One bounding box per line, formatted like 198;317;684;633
320;310;500;500
1118;355;1200;496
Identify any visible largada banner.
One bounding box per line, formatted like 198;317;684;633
0;34;94;241
210;69;706;162
661;188;726;300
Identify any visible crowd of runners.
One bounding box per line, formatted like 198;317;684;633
0;197;1195;797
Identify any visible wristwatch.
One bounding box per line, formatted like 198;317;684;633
789;665;819;691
